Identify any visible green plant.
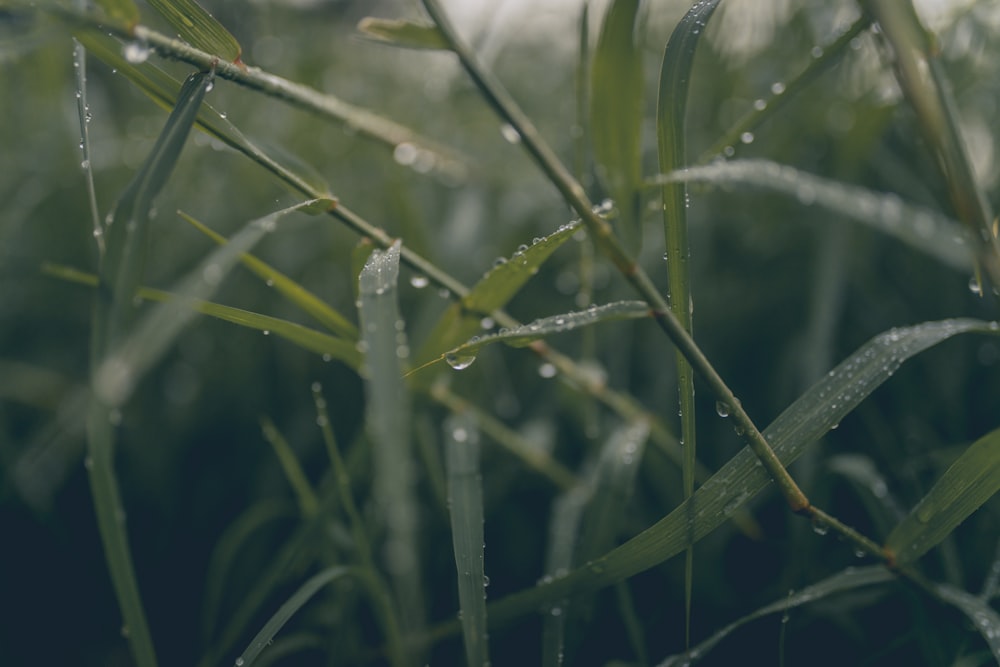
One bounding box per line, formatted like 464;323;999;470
2;1;999;666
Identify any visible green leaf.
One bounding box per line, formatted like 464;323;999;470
427;301;650;372
885;426;1000;565
94;70;212;361
94;200;326;407
652;159;974;271
145;0;241;62
481;319;1000;627
179;211;357;340
590;0;643;251
259;417;320;519
358;240;424;636
445;414;490;667
659;566;896;665
357;17;449;50
414;221;581;366
657;0;720;641
236;567;355;666
932;582;1000;662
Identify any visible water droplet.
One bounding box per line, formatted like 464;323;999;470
753;98;767;111
123;41;150;64
262;330;271;336
740;131;754;144
479;317;494;330
483;575;490;587
80;159;90;169
770;81;786;95
235;658;245;667
723;145;735;157
715;400;730;418
810;45;824;59
322;353;332;362
393;142;418;165
500;123;521;144
409;275;429;289
811;520;829;536
493;257;508;267
538;363;557;378
446;353;477;370
969;276;983;295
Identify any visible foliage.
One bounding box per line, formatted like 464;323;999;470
2;1;999;666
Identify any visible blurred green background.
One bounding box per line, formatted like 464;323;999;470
1;0;999;665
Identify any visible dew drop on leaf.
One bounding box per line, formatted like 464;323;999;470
445;353;476;370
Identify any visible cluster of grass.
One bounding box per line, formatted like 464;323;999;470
2;0;999;665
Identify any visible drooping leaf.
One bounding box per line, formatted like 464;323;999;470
591;0;643;251
932;582;1000;662
179;211;357;340
479;319;1000;627
236;567;355;667
652;159;974;271
420;300;649;373
94;200;328;407
357;17;448;50
657;566;897;666
885;426;1000;565
145;0;241;63
445;413;490;667
414;221;582;366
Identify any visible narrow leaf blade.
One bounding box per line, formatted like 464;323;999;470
145;0;241;62
357;17;449;50
885;426;1000;565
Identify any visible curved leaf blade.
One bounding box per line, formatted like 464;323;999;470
653;160;974;271
886;426;1000;565
933;583;1000;662
357;17;448;50
145;0;241;62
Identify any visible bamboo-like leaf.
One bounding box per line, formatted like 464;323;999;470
179;211;357;340
94;200;328;407
590;0;643;251
932;582;1000;662
260;417;320;519
657;0;720;643
657;566;896;666
357;17;448;50
480;319;1000;626
885;427;1000;565
414;221;581;366
236;567;355;667
445;414;490;667
652;160;974;271
145;0;241;63
94;70;212;361
358;240;424;637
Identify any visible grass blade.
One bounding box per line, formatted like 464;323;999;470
445;414;490;667
358;240;424;641
652;159;974;271
590;0;643;251
417;301;650;373
92;0;139;28
236;567;354;667
932;583;1000;662
413;221;582;366
145;0;241;63
356;17;448;50
657;566;896;666
657;0;720;644
862;0;1000;289
179;211;357;340
885;426;1000;566
259;417;320;519
94;200;328;407
480;319;999;626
